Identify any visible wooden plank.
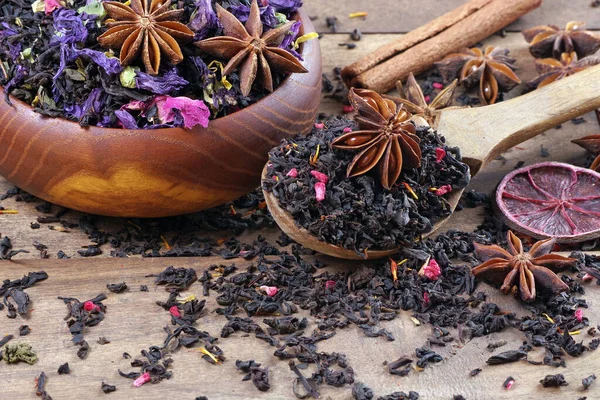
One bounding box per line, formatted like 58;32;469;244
304;0;600;34
1;257;599;399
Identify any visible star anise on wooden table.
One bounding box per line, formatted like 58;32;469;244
332;88;421;190
523;21;600;59
194;0;307;96
97;0;194;75
385;72;457;127
528;52;600;88
572;134;600;171
472;231;576;302
435;46;521;105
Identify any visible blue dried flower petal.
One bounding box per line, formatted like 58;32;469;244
51;8;89;45
268;0;302;15
136;68;189;95
279;20;302;60
4;65;27;104
115;109;139;129
230;4;279;29
188;0;220;41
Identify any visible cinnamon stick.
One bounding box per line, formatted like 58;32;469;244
341;0;542;93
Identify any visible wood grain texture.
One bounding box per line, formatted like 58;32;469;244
0;10;321;218
305;0;600;34
1;256;600;400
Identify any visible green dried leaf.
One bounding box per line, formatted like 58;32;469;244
65;68;86;82
120;66;138;89
2;343;38;364
31;0;45;13
78;0;106;20
20;48;34;63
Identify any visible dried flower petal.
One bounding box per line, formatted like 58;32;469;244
259;285;278;296
314;182;326;202
420;259;441;280
155;96;210;129
310;170;328;184
435;184;452;196
133;372;151;387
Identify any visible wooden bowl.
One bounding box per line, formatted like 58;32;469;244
0;10;321;218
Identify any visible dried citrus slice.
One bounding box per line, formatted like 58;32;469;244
496;162;600;242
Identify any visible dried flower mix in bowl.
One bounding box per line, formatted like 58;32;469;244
0;0;308;129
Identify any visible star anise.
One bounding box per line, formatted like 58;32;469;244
572;134;600;171
472;231;576;302
97;0;194;75
523;21;600;59
331;88;421;190
528;52;600;88
194;0;307;96
385;72;457;127
435;46;521;105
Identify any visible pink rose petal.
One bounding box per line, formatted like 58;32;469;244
45;0;62;14
133;372;151;387
421;259;441;280
315;182;326;202
310;170;328;184
286;168;298;178
435;185;452;196
435;148;446;163
259;286;278;296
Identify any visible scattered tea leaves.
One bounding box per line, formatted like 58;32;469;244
58;363;70;375
540;374;569;388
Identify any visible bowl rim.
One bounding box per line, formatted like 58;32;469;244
0;8;314;134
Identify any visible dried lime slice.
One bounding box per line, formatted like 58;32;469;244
496;162;600;242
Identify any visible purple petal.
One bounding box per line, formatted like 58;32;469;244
115;109;139;129
136;68;189;95
229;4;279;29
51;8;88;45
188;0;220;40
267;0;302;15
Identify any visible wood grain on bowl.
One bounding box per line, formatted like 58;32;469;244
0;10;321;218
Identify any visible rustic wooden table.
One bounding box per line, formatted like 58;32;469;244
2;1;600;399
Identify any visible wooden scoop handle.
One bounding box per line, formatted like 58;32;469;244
436;64;600;175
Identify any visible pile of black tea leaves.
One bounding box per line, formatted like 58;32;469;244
264;116;470;255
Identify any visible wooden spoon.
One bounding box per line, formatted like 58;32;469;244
263;65;600;259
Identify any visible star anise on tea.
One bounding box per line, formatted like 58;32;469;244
435;46;520;105
97;0;194;75
572;134;600;171
472;231;576;302
195;0;308;96
523;21;600;59
385;72;458;127
528;52;600;88
331;88;421;190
